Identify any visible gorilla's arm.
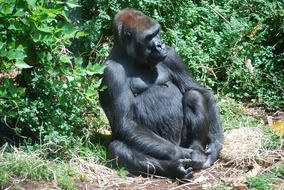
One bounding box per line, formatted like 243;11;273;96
102;61;191;160
164;47;224;167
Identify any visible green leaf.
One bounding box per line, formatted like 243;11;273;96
66;2;81;8
8;21;22;31
47;53;52;61
60;11;70;22
74;57;83;66
8;24;17;30
15;62;33;69
36;24;53;33
0;90;8;97
85;88;96;98
0;42;5;50
93;64;106;75
6;49;19;60
14;8;25;17
94;78;103;88
17;87;26;96
86;64;105;75
27;0;36;7
0;2;15;16
75;31;87;38
60;55;72;64
60;23;77;36
31;32;42;42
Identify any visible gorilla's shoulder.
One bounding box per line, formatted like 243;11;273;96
164;45;183;64
165;45;180;57
105;60;124;71
104;60;126;81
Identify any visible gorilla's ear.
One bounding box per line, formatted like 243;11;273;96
121;26;132;39
114;21;133;43
115;23;133;43
114;21;122;41
125;31;132;38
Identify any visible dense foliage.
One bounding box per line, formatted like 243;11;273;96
0;0;106;146
0;0;283;146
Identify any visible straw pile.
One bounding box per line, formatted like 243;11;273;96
220;127;263;168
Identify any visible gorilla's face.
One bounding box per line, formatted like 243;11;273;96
125;25;167;66
114;8;167;66
138;27;167;66
143;28;167;64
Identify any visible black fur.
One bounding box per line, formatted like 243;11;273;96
99;9;223;179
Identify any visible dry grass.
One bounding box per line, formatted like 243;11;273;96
220;127;263;168
186;128;283;189
69;155;177;190
67;127;283;189
1;127;283;190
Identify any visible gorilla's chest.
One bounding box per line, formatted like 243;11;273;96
129;65;184;142
129;64;171;96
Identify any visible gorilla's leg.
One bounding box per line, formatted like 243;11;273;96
108;140;193;179
183;90;209;143
182;89;223;168
182;90;210;169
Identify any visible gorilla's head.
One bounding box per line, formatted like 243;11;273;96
114;8;167;66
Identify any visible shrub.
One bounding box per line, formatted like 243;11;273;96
77;0;284;108
0;0;283;147
0;0;105;146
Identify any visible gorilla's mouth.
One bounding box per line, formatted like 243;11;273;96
149;49;167;63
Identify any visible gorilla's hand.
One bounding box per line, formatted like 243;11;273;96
174;147;193;160
190;149;208;169
175;148;209;169
169;158;193;179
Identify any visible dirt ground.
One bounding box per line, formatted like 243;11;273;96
3;108;284;190
5;154;284;190
4;138;283;190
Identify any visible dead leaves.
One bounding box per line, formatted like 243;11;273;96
272;120;284;138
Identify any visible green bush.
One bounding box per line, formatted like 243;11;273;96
77;0;284;108
0;0;105;146
0;0;283;147
159;0;284;108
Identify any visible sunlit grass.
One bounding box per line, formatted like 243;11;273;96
218;96;263;131
0;145;78;190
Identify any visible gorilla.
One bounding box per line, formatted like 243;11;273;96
99;8;223;179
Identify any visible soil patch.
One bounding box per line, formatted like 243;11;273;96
5;128;283;190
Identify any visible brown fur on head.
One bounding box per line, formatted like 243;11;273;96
114;8;159;43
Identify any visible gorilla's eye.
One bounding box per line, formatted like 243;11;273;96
145;34;153;42
145;29;160;42
126;31;132;37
